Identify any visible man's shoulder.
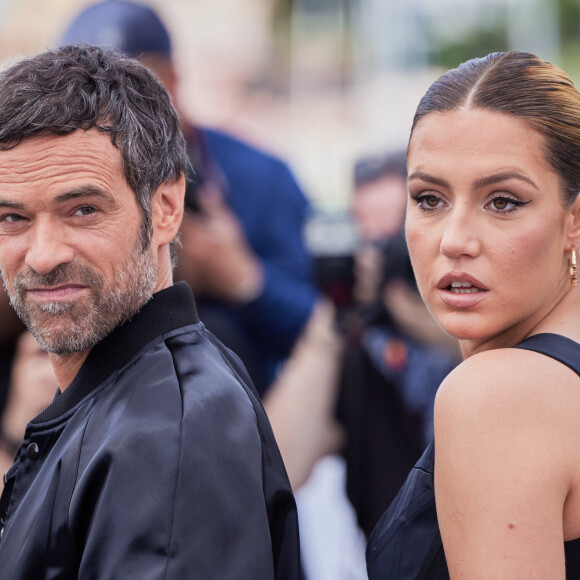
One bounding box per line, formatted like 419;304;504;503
81;325;267;456
162;324;265;417
90;322;259;418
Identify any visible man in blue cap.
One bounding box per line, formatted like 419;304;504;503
62;0;319;396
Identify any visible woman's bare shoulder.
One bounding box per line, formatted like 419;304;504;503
434;344;580;492
433;345;580;577
434;344;580;480
433;343;580;574
435;345;580;423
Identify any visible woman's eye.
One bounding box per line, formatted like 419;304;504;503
491;197;509;210
487;196;529;213
412;194;443;211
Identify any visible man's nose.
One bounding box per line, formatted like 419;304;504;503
439;208;481;259
25;221;75;275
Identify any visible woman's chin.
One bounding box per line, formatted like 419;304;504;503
436;319;489;342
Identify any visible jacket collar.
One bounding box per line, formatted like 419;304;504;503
31;282;199;424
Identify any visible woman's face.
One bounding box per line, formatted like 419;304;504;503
406;108;574;353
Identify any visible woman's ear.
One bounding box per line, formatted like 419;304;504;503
151;173;186;248
567;194;580;249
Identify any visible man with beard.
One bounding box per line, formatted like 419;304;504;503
0;45;300;579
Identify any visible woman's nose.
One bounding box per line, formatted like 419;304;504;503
439;209;481;259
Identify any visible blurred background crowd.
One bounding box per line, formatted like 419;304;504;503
0;0;575;212
0;0;578;578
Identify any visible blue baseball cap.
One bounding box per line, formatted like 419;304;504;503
61;0;172;58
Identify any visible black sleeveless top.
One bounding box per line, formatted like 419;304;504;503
366;333;580;579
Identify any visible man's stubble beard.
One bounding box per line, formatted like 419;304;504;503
3;237;158;355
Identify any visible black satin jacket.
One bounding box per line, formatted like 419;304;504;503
0;282;300;579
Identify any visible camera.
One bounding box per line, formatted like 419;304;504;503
184;160;203;213
304;213;357;311
378;231;416;290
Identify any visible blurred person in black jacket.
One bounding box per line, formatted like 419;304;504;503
338;151;461;537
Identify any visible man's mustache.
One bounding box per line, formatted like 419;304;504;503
13;264;103;291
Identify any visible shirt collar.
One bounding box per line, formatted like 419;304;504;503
31;282;199;424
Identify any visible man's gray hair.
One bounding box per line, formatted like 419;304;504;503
0;44;188;249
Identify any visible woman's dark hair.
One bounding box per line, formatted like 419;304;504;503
0;44;188;248
410;51;580;206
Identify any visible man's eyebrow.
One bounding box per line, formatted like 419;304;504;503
54;186;113;203
0;186;114;210
0;199;24;209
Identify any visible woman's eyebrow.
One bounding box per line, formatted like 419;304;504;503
407;171;450;188
472;171;539;190
407;170;539;191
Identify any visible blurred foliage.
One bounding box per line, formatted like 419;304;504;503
423;0;580;71
272;0;580;79
559;0;580;81
559;0;580;40
429;23;509;69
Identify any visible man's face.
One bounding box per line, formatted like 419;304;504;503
0;130;158;354
352;175;408;242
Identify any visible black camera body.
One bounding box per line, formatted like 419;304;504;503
184;162;203;213
379;231;416;290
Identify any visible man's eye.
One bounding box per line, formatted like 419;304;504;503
75;206;96;216
0;213;25;223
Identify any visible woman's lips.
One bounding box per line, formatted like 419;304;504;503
437;274;488;308
448;281;482;294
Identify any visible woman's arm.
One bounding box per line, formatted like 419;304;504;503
434;347;580;578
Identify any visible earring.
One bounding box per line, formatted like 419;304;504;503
571;246;578;288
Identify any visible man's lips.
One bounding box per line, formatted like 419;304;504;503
26;284;88;300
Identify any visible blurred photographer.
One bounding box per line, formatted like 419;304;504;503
61;0;319;396
351;152;409;310
337;151;461;537
0;286;24;417
0;331;57;484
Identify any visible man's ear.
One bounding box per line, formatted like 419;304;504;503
151;173;185;248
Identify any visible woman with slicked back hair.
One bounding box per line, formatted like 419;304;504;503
366;51;580;579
